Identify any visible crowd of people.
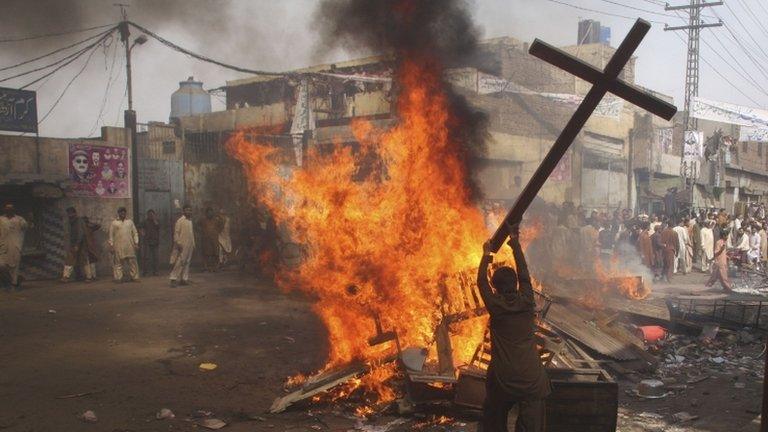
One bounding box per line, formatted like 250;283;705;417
486;201;768;293
0;203;237;290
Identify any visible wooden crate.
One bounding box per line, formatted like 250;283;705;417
454;368;617;432
546;368;618;432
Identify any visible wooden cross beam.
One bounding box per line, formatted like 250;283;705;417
487;19;678;252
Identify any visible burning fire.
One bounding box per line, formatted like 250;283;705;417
227;58;488;376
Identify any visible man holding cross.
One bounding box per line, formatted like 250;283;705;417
478;19;676;431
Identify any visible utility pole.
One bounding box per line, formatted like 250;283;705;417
664;0;722;208
115;3;146;225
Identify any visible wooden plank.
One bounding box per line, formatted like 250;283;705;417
269;364;367;413
545;303;637;361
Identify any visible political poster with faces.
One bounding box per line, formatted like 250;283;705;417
68;143;130;198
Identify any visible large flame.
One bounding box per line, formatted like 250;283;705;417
227;58;488;371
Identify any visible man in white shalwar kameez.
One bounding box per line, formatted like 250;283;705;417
748;226;761;266
108;207;140;282
170;205;195;286
672;220;691;274
0;204;29;289
700;221;714;272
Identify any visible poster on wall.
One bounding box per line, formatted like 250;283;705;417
68;143;131;198
683;131;704;162
549;151;571;182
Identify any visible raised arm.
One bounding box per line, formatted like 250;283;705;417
477;242;496;307
508;224;534;304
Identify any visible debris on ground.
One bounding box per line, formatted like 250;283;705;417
197;418;227;429
198;362;218;371
156;408;175;420
79;410;97;423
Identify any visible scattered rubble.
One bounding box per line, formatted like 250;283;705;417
79;410;97;423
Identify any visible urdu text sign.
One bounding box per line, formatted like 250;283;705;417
0;87;38;133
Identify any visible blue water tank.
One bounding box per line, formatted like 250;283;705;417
170;76;211;119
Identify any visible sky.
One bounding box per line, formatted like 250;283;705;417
1;0;766;138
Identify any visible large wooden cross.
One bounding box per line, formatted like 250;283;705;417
487;19;678;252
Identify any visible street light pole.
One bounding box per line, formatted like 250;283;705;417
116;4;146;225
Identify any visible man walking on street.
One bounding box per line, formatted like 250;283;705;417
706;228;733;292
170;205;195;287
108;207;140;282
0;204;29;290
477;223;550;432
141;209;160;276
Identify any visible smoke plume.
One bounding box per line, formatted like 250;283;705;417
314;0;489;200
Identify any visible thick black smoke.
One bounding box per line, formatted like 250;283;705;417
1;0;242;59
314;0;489;201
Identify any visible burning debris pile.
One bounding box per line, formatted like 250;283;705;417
226;0;661;424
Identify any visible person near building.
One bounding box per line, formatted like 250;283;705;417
170;205;195;286
759;222;768;268
477;223;550;432
82;216;101;280
218;209;233;268
700;220;714;272
141;209;161;276
0;204;29;289
660;223;679;283
651;224;664;281
706;228;733;292
748;224;762;267
199;207;223;273
108;207;140;282
637;222;653;270
62;207;93;282
689;218;701;271
672;219;691;274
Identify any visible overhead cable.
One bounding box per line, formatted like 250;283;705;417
0;23;115;43
127;21;287;77
0;26;117;73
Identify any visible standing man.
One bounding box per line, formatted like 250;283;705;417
477;224;550;432
706;228;733;292
141;209;160;276
700;221;714;272
660;223;679;283
108;207;140;282
637;222;653;270
218;209;232;268
62;207;92;282
672;219;691;274
199;207;223;272
0;204;29;289
170;205;195;286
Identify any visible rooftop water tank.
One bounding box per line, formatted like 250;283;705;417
170;76;211;119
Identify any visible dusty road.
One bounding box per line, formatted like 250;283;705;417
0;270;763;431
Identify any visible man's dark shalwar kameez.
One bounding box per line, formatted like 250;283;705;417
477;236;551;432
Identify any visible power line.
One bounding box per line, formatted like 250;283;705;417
127;21;287;76
0;26;117;73
732;0;768;42
0;29;115;86
543;0;668;24
593;0;685;18
721;1;768;62
668;29;762;106
0;23;116;43
38;38;104;125
19;30;115;89
669;10;768;95
88;37;122;137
